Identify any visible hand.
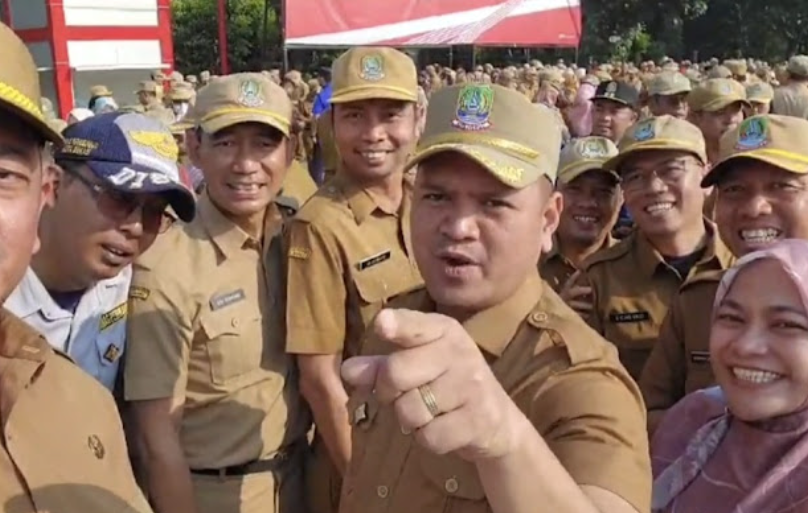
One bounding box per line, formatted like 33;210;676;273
342;309;519;462
559;270;593;315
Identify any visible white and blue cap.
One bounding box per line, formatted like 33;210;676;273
55;112;196;222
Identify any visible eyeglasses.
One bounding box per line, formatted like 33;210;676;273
620;161;692;193
66;168;174;233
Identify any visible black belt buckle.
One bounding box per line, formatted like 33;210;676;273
191;443;299;478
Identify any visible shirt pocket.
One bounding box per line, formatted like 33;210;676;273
353;271;392;326
417;448;487;512
200;308;263;385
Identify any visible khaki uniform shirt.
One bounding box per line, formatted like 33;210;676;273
539;236;615;293
285;173;422;359
772;82;808;119
581;223;734;380
340;273;651;513
124;193;309;470
0;309;152;513
639;270;723;425
282;160;318;208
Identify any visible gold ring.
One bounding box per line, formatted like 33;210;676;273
418;384;441;418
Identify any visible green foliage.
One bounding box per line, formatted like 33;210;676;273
172;0;282;74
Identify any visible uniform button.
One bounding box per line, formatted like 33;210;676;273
231;318;240;328
376;485;389;498
445;478;459;494
530;312;548;323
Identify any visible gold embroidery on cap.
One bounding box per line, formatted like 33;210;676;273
63;138;99;156
0;82;44;121
464;148;525;185
129;131;179;160
418;133;538;160
359;54;385;81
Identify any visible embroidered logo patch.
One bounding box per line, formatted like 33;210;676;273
452;85;494;131
633;119;656;142
735;116;769;151
359;54;385;81
579;138;610;159
238;79;265;108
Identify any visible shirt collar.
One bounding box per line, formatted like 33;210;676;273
199;192;256;259
420;272;544;358
636;219;729;278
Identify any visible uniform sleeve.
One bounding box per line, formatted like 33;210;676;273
640;294;687;432
285;220;348;355
124;267;194;401
530;367;651;513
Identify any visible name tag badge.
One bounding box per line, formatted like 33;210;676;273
609;311;651;323
690;351;710;364
357;250;391;271
210;289;247;311
103;343;122;363
99;303;127;332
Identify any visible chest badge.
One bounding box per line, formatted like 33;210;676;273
609;311;651;323
356;250;391;271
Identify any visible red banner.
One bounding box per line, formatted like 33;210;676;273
284;0;582;48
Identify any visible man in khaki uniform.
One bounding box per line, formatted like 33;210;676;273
136;80;175;126
540;136;621;292
687;78;748;165
646;71;691;119
124;73;310;513
641;114;808;432
340;84;650;513
0;22;152;513
772;55;808;118
285;47;424;513
576;116;734;380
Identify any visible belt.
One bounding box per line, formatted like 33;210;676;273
191;443;301;478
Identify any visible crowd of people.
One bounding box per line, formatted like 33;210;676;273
4;16;808;513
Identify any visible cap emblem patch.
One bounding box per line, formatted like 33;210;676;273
359;54;385;81
579;138;610;159
736;116;769;151
452;85;494;131
238;79;264;108
633;119;656;142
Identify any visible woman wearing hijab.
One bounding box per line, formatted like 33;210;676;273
651;239;808;512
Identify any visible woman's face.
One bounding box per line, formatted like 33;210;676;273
711;259;808;422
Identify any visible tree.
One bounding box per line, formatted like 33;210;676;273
172;0;282;74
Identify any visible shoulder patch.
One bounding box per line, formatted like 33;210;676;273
581;236;633;270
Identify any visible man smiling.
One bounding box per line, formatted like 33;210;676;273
5;112;196;391
574;115;734;380
540;136;621;293
284;47;424;513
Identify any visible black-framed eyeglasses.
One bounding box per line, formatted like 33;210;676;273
65;167;175;233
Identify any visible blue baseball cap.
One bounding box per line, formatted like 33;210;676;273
55;112;196;222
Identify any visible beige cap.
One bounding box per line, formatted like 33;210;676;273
745;82;774;104
703;114;808;186
194;72;292;136
724;59;748;77
90;84;113;98
647;71;692;96
688;78;749;112
605;115;707;171
707;65;733;79
330;47;418;104
169;82;195;102
406;84;561;187
0;22;62;143
557;136;620;185
136;81;159;94
787;55;808;78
